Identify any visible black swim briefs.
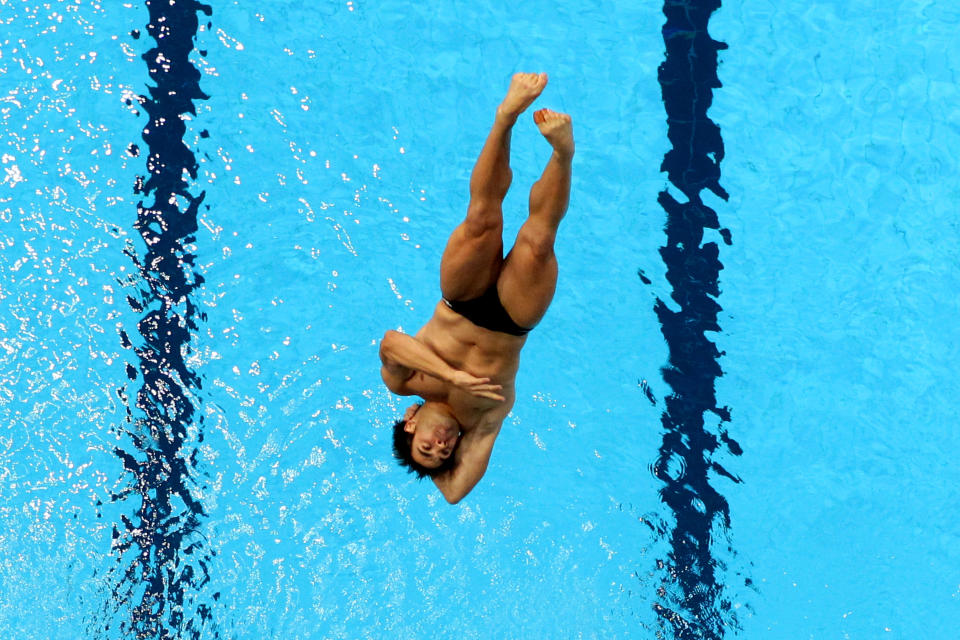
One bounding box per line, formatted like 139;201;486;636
442;284;532;337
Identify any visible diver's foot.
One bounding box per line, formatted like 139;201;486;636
496;72;548;124
533;109;575;158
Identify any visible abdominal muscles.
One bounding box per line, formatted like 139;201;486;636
419;304;524;383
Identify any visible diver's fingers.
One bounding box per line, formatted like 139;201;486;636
468;387;505;402
469;381;501;392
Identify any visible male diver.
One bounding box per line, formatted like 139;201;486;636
379;72;573;503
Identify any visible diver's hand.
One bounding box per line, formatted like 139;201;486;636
449;370;505;402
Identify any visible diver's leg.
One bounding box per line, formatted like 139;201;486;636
440;73;548;301
498;109;574;327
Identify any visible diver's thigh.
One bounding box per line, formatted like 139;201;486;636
497;225;557;327
439;217;503;301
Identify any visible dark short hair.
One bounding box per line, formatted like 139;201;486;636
392;405;456;479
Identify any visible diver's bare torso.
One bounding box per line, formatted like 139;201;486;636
409;301;525;433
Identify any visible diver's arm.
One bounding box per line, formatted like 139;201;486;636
432;425;501;504
379;331;504;400
380;330;456;387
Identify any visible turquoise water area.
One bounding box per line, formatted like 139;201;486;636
1;1;958;638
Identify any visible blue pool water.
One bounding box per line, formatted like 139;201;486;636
2;0;958;638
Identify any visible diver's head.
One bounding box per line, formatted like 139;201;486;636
392;401;460;478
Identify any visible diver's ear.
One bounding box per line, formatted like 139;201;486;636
403;404;419;432
403;404;419;422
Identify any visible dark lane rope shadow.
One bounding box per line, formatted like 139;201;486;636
102;1;218;638
644;1;748;637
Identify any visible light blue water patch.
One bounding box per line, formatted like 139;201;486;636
189;2;672;636
0;3;153;637
712;0;960;636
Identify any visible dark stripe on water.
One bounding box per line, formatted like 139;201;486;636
106;1;217;638
649;1;745;637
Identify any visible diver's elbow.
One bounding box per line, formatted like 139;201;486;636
379;330;400;362
440;487;464;505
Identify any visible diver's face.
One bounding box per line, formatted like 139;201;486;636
404;402;460;469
